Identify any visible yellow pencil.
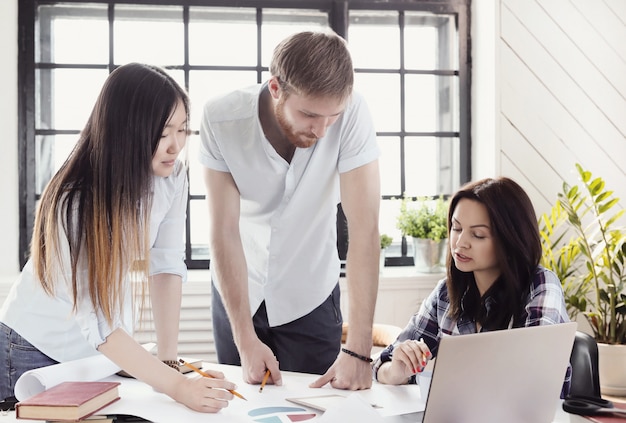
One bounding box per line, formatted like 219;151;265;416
419;338;428;366
259;369;271;393
178;359;247;401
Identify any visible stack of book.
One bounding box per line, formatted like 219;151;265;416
48;416;114;423
15;381;120;421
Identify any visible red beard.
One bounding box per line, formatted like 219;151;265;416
275;99;318;148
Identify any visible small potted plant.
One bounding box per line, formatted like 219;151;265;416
539;163;626;395
380;233;393;250
396;195;448;273
379;234;393;273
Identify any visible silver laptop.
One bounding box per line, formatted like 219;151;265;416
420;322;577;423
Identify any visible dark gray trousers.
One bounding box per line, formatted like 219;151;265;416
211;282;343;375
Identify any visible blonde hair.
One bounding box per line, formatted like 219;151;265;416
270;31;354;101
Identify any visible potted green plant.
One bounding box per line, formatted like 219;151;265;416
379;234;393;273
539;163;626;395
396;195;448;273
380;233;393;250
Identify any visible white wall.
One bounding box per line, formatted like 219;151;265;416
496;0;626;216
471;0;500;180
1;0;624;285
0;0;19;285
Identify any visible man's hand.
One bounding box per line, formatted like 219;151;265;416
239;338;282;387
309;351;372;390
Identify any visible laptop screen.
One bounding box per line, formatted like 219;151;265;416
421;322;577;423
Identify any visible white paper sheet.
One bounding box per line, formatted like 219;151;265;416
98;365;425;422
13;343;155;401
14;354;424;422
14;354;120;401
319;394;386;422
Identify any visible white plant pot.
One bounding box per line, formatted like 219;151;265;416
379;248;386;274
598;343;626;396
412;237;447;273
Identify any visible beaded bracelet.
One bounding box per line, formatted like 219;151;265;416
162;360;180;372
341;347;373;363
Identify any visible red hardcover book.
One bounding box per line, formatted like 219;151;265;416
15;381;120;421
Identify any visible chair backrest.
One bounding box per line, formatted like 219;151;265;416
568;331;601;398
371;323;403;347
341;322;402;348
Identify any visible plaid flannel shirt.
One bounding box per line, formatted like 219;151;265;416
373;266;572;398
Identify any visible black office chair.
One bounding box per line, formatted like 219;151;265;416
568;331;601;398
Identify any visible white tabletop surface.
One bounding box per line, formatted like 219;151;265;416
0;359;598;423
0;402;593;422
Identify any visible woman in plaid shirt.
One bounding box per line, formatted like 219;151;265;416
373;176;571;397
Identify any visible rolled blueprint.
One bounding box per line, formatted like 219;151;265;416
14;342;155;400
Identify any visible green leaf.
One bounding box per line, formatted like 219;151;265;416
589;178;604;195
598;198;619;214
540;163;626;344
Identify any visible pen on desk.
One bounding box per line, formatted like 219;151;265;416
259;369;271;393
178;359;247;401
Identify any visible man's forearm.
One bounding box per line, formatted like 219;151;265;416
210;239;257;348
343;231;379;354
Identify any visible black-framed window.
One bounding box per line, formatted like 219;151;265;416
18;0;470;270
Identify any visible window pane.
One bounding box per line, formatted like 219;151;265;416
380;198;403;248
378;136;401;196
404;137;439;197
404;12;458;70
36;68;109;130
35;134;79;194
188;70;258;131
348;11;400;69
261;9;329;66
404;136;459;197
437;136;460;196
114;5;184;65
354;73;400;133
405;75;459;132
187;134;205;197
38;5;109;64
189;7;257;66
189;199;210;261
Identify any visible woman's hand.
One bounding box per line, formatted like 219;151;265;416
98;329;239;413
378;339;432;385
172;369;237;413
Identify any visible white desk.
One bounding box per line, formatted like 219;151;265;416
0;362;592;422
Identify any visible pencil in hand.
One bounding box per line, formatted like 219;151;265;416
178;359;247;401
259;369;271;393
419;338;430;368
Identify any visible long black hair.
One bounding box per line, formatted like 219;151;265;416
32;63;189;324
445;177;542;330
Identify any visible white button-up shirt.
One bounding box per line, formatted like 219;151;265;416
199;85;379;326
0;161;188;362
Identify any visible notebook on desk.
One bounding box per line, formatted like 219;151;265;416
419;322;577;423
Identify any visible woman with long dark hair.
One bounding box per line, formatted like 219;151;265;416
0;63;236;412
373;177;571;397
